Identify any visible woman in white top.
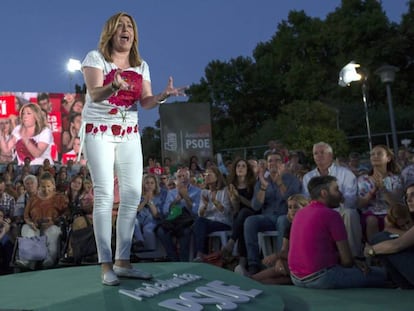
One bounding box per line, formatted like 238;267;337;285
193;166;232;261
81;12;185;286
0;103;54;166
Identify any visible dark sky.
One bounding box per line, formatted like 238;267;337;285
0;0;408;128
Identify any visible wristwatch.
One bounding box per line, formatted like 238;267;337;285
368;246;376;257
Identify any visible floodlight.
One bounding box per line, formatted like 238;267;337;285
338;61;362;87
338;61;372;150
67;58;82;73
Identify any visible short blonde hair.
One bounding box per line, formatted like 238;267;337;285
287;194;309;208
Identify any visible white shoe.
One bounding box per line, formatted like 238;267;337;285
234;264;249;276
113;265;153;280
15;259;30;268
102;270;120;286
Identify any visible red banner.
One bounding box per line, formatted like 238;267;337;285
0;95;18;117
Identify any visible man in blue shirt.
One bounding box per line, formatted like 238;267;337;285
244;152;302;275
156;167;201;261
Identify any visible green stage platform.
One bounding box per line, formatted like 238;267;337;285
0;262;412;310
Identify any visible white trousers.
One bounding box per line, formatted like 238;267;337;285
84;133;143;263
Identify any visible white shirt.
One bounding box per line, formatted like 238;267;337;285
12;125;54;165
302;162;358;209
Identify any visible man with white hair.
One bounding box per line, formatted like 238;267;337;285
13;175;39;222
13;175;40;269
302;142;363;257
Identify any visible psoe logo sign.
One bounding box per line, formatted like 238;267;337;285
159;280;262;310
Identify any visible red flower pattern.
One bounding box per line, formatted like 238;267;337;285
111;125;122;136
85;123;139;138
85;123;94;133
103;70;143;109
15;139;37;162
85;69;142;139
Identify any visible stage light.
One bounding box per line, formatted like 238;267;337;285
67;58;82;73
66;58;82;92
338;61;372;151
338;61;362;87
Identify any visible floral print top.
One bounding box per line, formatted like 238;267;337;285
80;50;151;137
12;125;54;165
357;173;403;215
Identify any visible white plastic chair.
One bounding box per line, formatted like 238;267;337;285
258;231;278;257
207;231;231;252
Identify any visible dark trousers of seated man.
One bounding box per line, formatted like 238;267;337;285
155;226;192;262
230;207;257;258
244;214;289;274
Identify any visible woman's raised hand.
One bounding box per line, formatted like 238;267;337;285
163;76;188;97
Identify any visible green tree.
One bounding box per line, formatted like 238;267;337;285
250;100;349;156
141;125;161;164
188;57;260;148
254;10;330;103
178;0;414;155
394;0;414;107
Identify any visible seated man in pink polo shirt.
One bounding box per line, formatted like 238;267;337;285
288;175;386;289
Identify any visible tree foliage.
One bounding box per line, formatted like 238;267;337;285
141;125;161;163
249;101;349;156
148;0;414;158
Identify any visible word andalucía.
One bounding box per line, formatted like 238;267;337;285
118;273;262;310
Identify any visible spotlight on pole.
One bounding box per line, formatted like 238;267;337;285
67;58;82;72
338;61;362;87
66;58;82;92
338;61;372;151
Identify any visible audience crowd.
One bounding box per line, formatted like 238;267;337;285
0;139;413;289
